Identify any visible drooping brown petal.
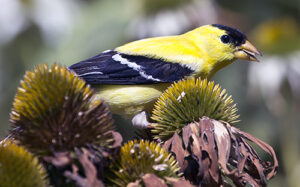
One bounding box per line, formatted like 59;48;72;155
111;131;123;149
162;117;278;187
165;177;195;187
127;180;140;187
183;123;203;185
142;174;168;187
228;172;261;187
64;148;104;187
229;125;278;180
211;120;231;174
198;119;220;183
43;152;72;168
43;131;122;186
163;132;185;167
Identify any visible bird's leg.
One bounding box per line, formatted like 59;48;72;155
131;111;153;128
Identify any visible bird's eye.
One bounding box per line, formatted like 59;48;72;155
220;35;231;44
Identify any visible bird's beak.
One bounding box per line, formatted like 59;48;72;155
234;40;262;62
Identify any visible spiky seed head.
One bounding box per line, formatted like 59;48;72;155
10;64;114;155
0;139;48;187
151;78;239;141
107;140;181;186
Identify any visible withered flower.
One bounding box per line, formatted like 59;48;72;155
163;117;278;186
10;64;115;155
0;139;48;187
8;64;123;186
152;78;239;141
107;140;182;186
151;78;278;186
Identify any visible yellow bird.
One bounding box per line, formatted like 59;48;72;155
69;24;261;128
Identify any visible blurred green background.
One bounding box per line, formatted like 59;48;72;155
0;0;299;186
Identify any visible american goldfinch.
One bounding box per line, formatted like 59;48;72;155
69;24;261;128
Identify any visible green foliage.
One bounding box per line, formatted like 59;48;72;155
0;139;48;187
10;64;114;155
107;140;180;186
152;78;239;141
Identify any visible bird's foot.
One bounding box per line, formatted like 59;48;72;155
132;111;154;129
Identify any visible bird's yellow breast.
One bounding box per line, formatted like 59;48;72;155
92;84;170;117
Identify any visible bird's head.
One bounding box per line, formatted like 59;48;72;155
184;24;261;64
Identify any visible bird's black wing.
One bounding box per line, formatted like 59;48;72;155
69;50;193;85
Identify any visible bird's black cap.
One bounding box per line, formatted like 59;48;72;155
212;24;247;46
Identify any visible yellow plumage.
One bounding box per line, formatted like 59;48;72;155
70;24;261;127
117;25;235;79
93;84;169;117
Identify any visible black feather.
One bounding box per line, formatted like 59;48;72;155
69;51;193;85
212;24;247;46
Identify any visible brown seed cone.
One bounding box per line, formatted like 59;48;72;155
152;78;239;141
106;140;181;187
0;139;48;187
10;64;115;155
8;64;124;186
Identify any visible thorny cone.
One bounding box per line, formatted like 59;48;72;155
0;139;48;187
107;140;182;187
163;117;278;187
152;78;239;141
8;64;123;186
5;63;278;187
10;64;115;155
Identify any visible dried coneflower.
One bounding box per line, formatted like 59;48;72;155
9;64;122;186
107;140;182;186
151;78;278;186
9;64;115;155
0;139;48;187
163;117;278;186
152;78;239;141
